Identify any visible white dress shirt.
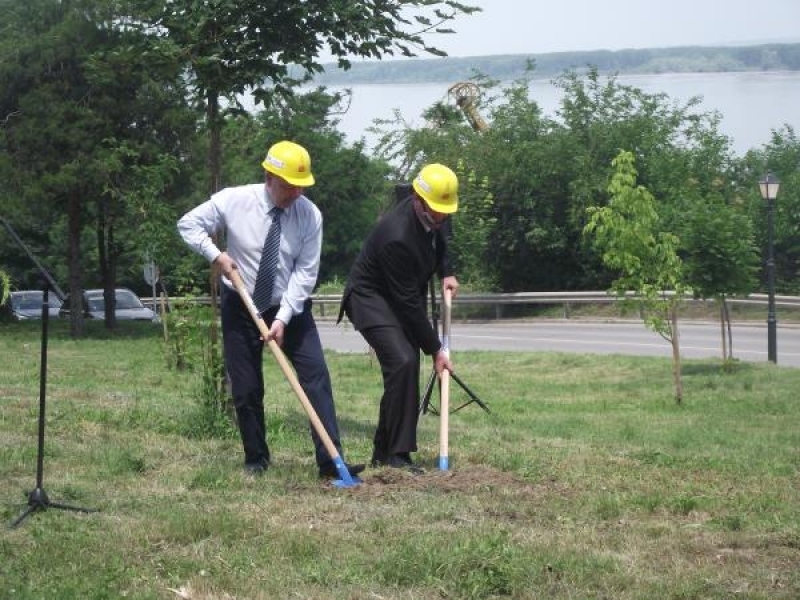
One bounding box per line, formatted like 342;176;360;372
177;183;323;325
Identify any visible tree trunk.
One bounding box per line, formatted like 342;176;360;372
207;88;222;338
97;199;116;330
208;89;222;197
719;298;727;360
670;306;683;404
206;89;225;397
724;298;733;360
67;192;84;338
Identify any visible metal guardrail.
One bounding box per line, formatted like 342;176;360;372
142;291;800;320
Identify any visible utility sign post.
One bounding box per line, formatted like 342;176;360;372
143;260;159;310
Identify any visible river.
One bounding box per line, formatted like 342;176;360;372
298;71;800;157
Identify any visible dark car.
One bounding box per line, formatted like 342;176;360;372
3;290;63;321
58;288;159;323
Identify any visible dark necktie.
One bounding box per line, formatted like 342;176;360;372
252;206;283;313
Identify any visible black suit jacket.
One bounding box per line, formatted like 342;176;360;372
339;195;453;356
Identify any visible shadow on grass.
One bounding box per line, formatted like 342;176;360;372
681;358;755;377
279;406;376;439
0;318;164;342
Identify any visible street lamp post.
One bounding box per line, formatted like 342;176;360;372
759;172;780;363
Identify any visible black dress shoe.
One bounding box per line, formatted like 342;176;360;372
244;455;270;474
318;461;365;479
244;461;267;475
384;454;425;475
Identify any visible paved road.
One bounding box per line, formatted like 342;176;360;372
318;319;800;368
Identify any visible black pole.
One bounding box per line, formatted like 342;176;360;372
766;197;777;363
1;217;95;526
10;285;55;525
35;285;50;490
9;284;96;528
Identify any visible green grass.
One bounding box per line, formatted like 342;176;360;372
1;320;799;599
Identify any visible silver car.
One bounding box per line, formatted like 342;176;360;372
5;290;63;320
59;288;159;323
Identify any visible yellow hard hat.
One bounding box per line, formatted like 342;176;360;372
412;163;458;214
262;140;315;187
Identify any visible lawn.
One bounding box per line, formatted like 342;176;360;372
1;320;799;599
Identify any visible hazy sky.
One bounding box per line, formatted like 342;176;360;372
431;0;800;57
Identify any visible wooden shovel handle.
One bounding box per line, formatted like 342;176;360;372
228;270;341;463
439;288;452;470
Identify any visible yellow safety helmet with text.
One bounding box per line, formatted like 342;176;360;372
262;140;315;187
412;163;458;213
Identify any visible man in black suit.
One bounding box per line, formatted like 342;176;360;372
339;163;459;472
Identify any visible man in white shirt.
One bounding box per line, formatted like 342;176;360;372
178;140;363;480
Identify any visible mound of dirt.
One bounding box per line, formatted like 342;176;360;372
344;464;542;497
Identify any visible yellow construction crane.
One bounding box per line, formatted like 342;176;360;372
447;82;489;132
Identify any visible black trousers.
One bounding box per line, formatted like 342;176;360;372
359;324;421;460
221;286;342;468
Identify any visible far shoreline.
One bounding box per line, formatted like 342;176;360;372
307;43;800;86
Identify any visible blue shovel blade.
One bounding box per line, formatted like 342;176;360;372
329;456;361;488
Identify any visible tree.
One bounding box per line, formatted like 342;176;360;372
369;67;740;294
1;0;115;336
585;151;687;403
476;77;576;291
142;0;481;196
0;269;9;306
0;0;197;335
84;39;197;326
555;68;736;291
677;189;760;361
741;126;800;295
633;121;762;364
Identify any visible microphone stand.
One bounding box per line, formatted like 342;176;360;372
10;283;96;528
3;214;97;527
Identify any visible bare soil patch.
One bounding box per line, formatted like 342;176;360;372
344;463;568;498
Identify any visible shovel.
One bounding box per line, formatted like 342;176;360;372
229;270;360;488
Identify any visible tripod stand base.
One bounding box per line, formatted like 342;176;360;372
9;487;97;529
419;369;490;416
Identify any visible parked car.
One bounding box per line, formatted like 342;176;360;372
3;290;63;321
58;288;159;323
